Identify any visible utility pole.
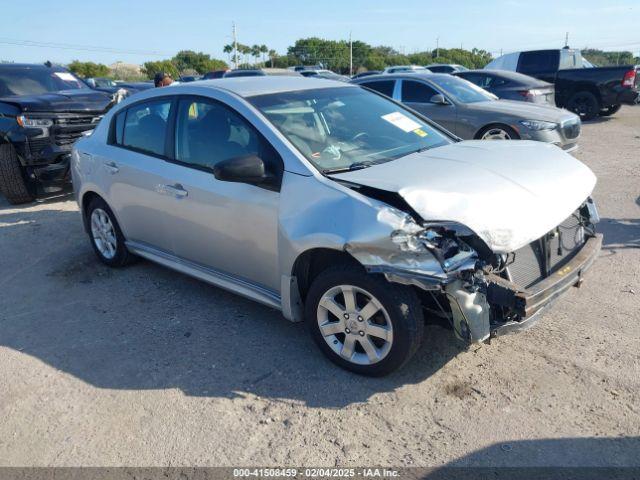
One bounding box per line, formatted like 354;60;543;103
349;31;353;76
233;22;238;69
564;32;569;48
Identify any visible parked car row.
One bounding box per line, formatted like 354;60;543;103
69;77;602;375
352;73;581;151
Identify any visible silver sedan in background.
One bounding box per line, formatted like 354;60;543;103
352;73;581;152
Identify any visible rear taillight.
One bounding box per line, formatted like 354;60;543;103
622;69;636;88
518;90;533;99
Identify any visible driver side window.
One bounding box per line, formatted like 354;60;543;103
174;97;283;182
401;80;439;103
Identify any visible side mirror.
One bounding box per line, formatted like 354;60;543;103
214;154;266;184
430;94;449;105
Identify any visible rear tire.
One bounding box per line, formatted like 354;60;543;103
0;144;36;205
86;197;135;267
567;91;600;121
305;265;424;376
599;104;621;117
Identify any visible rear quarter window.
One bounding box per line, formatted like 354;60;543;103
518;51;559;74
360;80;395;97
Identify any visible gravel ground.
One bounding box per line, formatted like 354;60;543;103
0;106;638;468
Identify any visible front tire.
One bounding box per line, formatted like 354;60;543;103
0;144;36;205
305;265;424;376
567;91;600;121
86;197;134;267
476;124;520;140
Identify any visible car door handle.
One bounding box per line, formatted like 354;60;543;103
158;183;188;198
104;161;119;174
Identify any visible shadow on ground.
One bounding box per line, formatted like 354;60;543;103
425;437;640;479
600;217;640;251
0;207;463;408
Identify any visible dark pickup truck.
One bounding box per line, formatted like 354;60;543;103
0;64;116;204
485;48;639;120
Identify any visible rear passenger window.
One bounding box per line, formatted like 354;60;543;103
401;80;438;103
361;80;395;97
122;99;172;156
518;51;559;74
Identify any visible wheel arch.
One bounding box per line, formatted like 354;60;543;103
291;247;362;305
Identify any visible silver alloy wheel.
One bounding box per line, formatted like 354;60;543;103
90;208;117;260
481;128;512;140
316;284;393;365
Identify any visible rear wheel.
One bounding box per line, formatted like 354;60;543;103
0;144;36;205
86;197;134;267
477;124;520;140
305;265;424;376
567;91;600;121
599;104;621;117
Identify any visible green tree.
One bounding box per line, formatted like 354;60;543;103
268;49;277;67
67;60;110;78
142;60;179;80
582;48;636;66
172;50;227;74
250;44;261;66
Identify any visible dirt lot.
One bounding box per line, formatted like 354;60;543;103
1;106;639;468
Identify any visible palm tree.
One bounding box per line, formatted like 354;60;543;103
223;44;233;62
260;44;268;64
251;45;261;66
268;49;277;68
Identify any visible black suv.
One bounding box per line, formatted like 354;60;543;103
0;63;116;204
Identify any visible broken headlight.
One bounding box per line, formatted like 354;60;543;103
391;221;478;271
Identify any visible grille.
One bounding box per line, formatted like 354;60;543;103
507;212;586;288
51;114;100;147
562;121;581;140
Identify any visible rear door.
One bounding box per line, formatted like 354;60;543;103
102;97;176;253
399;79;458;134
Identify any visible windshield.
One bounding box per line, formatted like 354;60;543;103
249;87;451;173
430;76;496;103
0;67;88;97
94;78;116;88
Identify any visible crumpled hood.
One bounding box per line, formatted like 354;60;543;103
469;99;578;123
0;89;113;113
334;140;596;253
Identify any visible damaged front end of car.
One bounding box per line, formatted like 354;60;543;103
345;197;602;344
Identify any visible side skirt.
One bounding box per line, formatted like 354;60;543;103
126;241;282;311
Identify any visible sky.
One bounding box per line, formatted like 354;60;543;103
1;0;638;65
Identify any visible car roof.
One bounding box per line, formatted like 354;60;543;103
457;69;552;86
0;63;66;70
177;76;355;97
352;72;452;82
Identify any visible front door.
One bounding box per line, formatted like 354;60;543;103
160;96;283;291
399;79;458;134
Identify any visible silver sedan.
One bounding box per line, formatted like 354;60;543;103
72;77;600;375
352;73;581;152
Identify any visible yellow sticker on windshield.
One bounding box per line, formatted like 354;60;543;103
413;128;428;137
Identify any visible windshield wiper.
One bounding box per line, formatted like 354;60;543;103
322;161;376;175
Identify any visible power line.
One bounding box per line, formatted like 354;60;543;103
0;37;171;57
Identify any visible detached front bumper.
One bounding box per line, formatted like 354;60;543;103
487;233;602;336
